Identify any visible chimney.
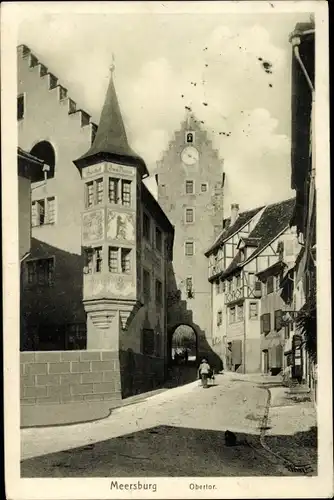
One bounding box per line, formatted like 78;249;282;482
230;203;239;226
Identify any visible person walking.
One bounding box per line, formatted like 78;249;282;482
198;358;211;388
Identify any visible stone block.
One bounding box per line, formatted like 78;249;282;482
25;363;48;375
22;375;36;387
20;352;35;363
62;394;84;402
91;361;115;372
60;373;81;385
47;385;71;398
101;351;118;361
102;371;115;382
36;396;61;404
93;382;114;394
80;351;101;361
21;398;36;405
71;362;91;373
103;392;122;401
35;352;62;363
48;362;71;374
24;386;47;398
61;351;81;361
70;383;94;395
83;394;104;402
36;374;60;386
81;372;103;384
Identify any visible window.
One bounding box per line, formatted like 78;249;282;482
261;313;271;334
185;180;194;194
155;227;162;252
142;328;154;355
108;178;119;204
143;213;151;241
121;248;131;273
17;94;24;120
274;310;283;331
143;269;151;302
84;246;103;273
267;276;274;294
108;247;118;273
275;274;281;291
186;132;194;143
220;280;225;293
185;241;194;256
66;323;87;350
95;247;103;272
249;302;258;319
107;247;131;273
229;306;236;323
248;272;255;288
237;304;244;321
26;258;54;286
96;178;103;205
236;274;242;288
155;280;163;306
32;197;56;226
185;208;194;223
215;281;220;295
86;182;94;208
217;310;222;326
85;178;103;208
121;180;131;206
186;276;193;292
201;183;208;192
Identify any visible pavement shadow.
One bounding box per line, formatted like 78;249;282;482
20;424;318;478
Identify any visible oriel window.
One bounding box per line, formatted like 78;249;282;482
108;178;119;204
108;247;118;273
96;178;104;205
121;248;131;273
86;182;94;208
95;247;103;273
121;180;131;206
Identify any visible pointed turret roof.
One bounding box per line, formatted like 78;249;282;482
74;64;149;177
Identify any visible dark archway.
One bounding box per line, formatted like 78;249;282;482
30;141;56;182
167;324;198;366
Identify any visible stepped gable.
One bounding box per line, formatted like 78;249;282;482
74;63;149;178
205;206;264;256
221;197;296;278
17;44;98;144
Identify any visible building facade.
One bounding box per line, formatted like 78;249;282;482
206;198;296;374
156;114;225;359
18;43;174;400
18;44;97;350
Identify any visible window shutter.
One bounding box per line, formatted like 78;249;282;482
275;309;283;331
263;313;271;334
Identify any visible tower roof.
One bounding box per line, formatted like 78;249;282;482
74;65;149;178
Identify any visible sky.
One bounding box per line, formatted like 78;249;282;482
17;3;312;213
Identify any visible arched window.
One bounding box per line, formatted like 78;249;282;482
30;141;56;182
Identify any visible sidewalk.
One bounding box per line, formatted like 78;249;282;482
264;385;317;472
21;378;200;429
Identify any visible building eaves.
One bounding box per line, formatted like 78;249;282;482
204;206;264;256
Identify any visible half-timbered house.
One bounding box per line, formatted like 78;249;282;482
206;198;296;373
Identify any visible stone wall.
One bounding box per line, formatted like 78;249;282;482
20;351;121;405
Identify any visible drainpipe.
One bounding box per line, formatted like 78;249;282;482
290;34;316;297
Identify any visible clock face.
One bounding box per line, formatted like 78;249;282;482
181;146;199;165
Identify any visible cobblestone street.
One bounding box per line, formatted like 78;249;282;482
20;374;316;477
